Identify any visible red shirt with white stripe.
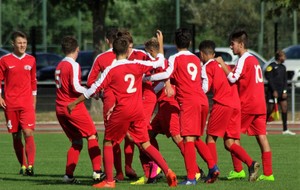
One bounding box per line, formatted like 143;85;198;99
55;57;87;106
201;59;240;109
150;51;208;106
87;49;116;87
0;53;37;110
85;54;165;120
227;52;266;114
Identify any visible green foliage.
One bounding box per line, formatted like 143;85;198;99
0;133;299;189
0;0;298;58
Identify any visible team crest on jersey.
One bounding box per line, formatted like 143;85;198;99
266;66;272;72
24;65;32;70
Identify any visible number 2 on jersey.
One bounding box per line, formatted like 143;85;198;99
124;74;137;93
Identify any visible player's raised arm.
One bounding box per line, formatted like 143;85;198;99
156;30;164;55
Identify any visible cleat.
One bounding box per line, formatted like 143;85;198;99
196;169;206;181
62;175;80;184
179;178;196;185
205;165;220;183
130;176;147;185
93;171;106;182
125;166;138;179
282;130;296;135
26;165;34;176
248;161;260;182
149;161;161;179
114;172;124;182
257;174;275;181
166;169;177;187
93;180;115;188
227;170;246;180
19;165;27;175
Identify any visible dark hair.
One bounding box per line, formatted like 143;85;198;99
113;33;130;56
199;40;216;55
11;31;27;42
61;36;78;55
106;27;119;43
230;30;248;48
144;37;159;52
174;28;191;49
275;50;285;61
117;29;133;43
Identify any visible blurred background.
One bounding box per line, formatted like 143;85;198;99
0;0;299;122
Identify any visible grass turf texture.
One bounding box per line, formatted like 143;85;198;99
0;133;299;190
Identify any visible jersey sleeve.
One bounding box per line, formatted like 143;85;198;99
87;58;101;87
71;62;87;94
201;64;212;93
31;58;37;95
150;55;175;81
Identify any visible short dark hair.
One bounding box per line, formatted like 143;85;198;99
61;36;78;55
144;37;159;52
199;40;215;55
113;32;130;56
230;30;248;48
174;28;191;49
11;31;27;42
118;29;133;43
106;27;119;43
275;50;285;61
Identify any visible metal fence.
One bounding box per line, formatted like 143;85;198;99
36;81;300;122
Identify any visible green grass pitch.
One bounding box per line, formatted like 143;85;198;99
0;133;299;190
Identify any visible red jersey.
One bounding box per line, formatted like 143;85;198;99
0;53;37;110
227;52;266;114
201;59;240;109
87;48;116;87
55;57;87;106
84;55;165;120
150;51;208;106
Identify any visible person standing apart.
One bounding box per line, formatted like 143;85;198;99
216;30;274;181
0;31;37;176
265;50;295;135
55;36;105;183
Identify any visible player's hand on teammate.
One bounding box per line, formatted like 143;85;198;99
215;56;225;65
67;102;76;114
164;81;174;97
0;97;6;109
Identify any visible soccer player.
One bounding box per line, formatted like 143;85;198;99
146;28;219;185
113;30;159;181
216;30;274;181
67;30;177;188
200;40;259;182
55;36;105;183
0;31;37;176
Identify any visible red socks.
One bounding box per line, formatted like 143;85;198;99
88;139;101;171
195;139;215;169
25;136;36;166
229;143;253;167
207;142;218;164
113;143;123;175
184;141;197;179
231;152;243;172
13;137;27;167
176;140;185;156
124;137;135;169
262;151;273;176
66;143;82;176
104;145;114;182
